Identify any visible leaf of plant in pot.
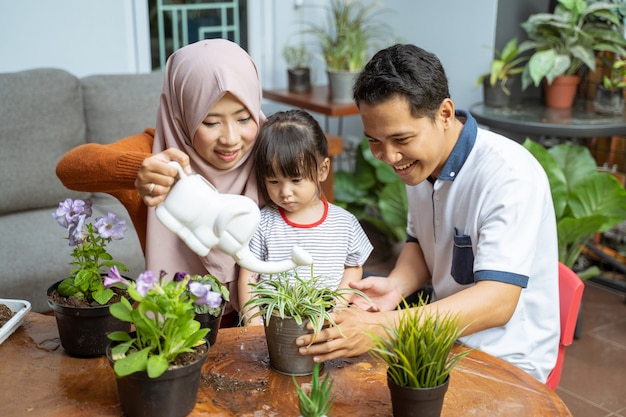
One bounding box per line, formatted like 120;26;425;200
518;0;626;108
475;37;528;107
369;297;473;417
293;362;334;417
241;269;368;376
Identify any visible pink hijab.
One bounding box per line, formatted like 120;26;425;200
145;39;265;313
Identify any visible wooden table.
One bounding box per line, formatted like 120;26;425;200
0;312;572;416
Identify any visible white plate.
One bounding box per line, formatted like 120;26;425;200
0;298;31;345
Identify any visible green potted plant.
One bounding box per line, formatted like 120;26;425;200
522;139;626;275
369;297;472;417
475;37;529;107
303;0;393;103
293;362;334;417
47;197;131;356
105;267;222;417
519;0;626;108
593;56;626;114
241;269;367;376
333;136;408;259
283;44;312;94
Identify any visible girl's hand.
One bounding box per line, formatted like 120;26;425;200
136;148;191;206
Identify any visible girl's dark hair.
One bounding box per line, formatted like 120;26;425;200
253;109;328;199
353;43;450;120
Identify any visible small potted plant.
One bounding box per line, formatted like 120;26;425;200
283;44;312;94
180;272;230;345
241;269;366;376
303;0;393;102
369;297;472;417
519;0;626;108
47;197;131;356
475;38;528;107
105;267;222;417
593;57;626;115
293;362;334;417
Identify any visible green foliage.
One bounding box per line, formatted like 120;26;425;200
602;58;626;90
523;139;626;274
334;136;408;243
303;0;393;72
241;269;367;341
293;363;334;417
282;44;311;69
476;38;529;95
186;273;230;316
519;0;626;89
369;297;472;389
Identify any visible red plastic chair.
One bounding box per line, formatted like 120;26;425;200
545;262;585;390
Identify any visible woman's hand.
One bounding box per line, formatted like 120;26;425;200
135;148;191;206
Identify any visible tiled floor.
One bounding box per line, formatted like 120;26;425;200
363;256;626;417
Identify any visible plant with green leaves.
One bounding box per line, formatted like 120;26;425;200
293;363;334;417
601;57;626;90
475;37;529;95
334;136;408;243
369;297;472;389
185;273;230;316
241;269;367;342
523;139;626;276
519;0;626;89
283;44;311;69
303;0;392;72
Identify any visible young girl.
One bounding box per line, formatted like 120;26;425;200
56;39;265;326
238;109;373;325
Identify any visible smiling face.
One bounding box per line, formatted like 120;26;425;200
360;95;459;186
192;92;259;170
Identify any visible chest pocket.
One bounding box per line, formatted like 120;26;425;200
451;228;475;285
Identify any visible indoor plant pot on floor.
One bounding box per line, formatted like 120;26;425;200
48;198;130;356
105;268;221;417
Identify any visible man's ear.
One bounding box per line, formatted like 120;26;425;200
318;157;331;182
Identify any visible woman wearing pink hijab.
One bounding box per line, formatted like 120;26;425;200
57;39;265;326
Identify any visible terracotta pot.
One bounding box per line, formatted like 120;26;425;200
387;374;450;417
47;280;130;357
107;340;209;417
264;314;319;376
194;301;225;345
543;75;581;109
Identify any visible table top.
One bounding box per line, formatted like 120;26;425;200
0;313;572;416
263;86;360;117
470;99;626;138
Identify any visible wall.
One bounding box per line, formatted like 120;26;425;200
0;0;151;77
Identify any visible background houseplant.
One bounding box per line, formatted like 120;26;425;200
303;0;393;102
519;0;626;108
523;139;626;275
593;56;626;114
475;37;528;107
241;270;366;375
105;267;222;417
48;197;131;356
283;44;312;94
369;297;472;417
293;362;334;417
334;136;408;248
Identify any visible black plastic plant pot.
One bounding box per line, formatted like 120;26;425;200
47;280;130;357
194;301;225;346
387;374;450;417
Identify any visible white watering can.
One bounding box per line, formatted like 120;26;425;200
155;162;313;274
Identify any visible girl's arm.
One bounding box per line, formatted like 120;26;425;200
238;267;262;326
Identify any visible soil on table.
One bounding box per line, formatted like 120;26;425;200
0;304;15;328
48;287;128;308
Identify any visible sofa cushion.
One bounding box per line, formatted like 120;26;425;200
0;68;88;214
82;72;164;144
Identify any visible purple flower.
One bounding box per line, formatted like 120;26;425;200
189;282;222;308
104;266;131;288
94;212;126;240
52;198;92;228
136;270;159;297
173;272;187;282
67;214;87;246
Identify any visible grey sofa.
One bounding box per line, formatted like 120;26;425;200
0;68;164;312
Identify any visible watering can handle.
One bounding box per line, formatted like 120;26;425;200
168;161;187;179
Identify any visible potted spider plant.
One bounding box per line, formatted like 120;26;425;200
241;269;366;376
369;297;472;417
283;44;312;94
293;362;334;417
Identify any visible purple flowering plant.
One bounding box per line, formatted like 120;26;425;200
52;198;128;304
105;267;224;378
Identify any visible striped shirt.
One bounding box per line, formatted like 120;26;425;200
248;201;373;289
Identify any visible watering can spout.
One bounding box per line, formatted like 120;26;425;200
155;162;313;274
